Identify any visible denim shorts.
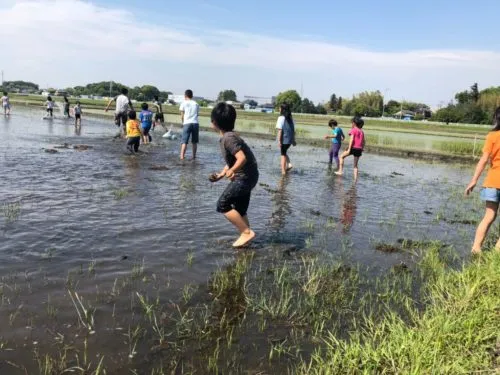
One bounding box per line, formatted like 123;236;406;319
480;188;500;202
181;123;199;144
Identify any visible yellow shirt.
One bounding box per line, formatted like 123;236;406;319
483;131;500;188
126;120;141;138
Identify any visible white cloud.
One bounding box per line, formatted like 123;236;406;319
0;0;499;105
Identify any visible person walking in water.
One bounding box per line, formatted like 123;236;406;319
1;92;11;115
335;116;365;181
209;103;259;248
179;89;200;160
105;87;134;137
324;119;345;169
45;96;55;118
465;107;500;254
276;103;296;175
74;101;82;127
152;95;166;130
63;96;71;118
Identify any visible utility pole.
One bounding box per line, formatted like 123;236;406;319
109;81;113;98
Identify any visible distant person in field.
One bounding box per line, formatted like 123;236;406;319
179;89;200;160
63;96;71;118
139;102;153;144
465;107;500;254
45;96;55;118
125;110;144;153
209;103;259;248
324;119;345;169
276;103;296;175
105;87;134;137
335;116;365;181
74;101;82;127
152;95;166;130
1;92;11;115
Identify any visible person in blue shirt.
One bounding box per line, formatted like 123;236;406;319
139;103;154;144
324;119;345;169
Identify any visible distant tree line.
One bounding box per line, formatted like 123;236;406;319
432;83;499;124
1;81;39;93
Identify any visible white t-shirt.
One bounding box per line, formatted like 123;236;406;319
1;96;9;107
276;116;286;130
74;105;82;115
180;100;199;125
115;94;130;114
47;100;54;109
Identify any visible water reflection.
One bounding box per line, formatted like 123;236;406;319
269;176;292;232
340;183;358;233
74;124;82;136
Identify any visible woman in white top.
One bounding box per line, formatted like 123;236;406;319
275;103;296;175
1;92;10;115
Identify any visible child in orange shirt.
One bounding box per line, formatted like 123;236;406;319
125;111;143;153
465;107;500;253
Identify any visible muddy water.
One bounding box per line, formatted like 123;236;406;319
0;110;478;372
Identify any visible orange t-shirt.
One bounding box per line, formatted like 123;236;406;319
483;131;500;188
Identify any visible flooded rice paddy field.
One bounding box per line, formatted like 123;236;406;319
0;110;486;373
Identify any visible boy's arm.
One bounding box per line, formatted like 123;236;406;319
226;151;247;180
105;97;116;111
277;129;282;146
128;97;134;111
347;136;354;151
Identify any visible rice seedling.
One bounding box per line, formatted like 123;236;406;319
112;187;129;200
68;290;95;332
2;201;21;223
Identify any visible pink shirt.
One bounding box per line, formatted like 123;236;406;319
349;127;365;149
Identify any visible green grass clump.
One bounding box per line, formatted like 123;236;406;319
433;140;483;155
300;251;500;374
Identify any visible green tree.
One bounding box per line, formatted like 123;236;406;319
329;94;338;111
275;90;302;112
470;83;479;103
316;103;327;115
300;98;317;114
243;99;258;107
338;97;343;110
140;85;160;101
217;90;237;102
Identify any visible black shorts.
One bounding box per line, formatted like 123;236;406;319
127;136;141;152
155;113;164;122
349;148;363;157
75;114;81;120
47;108;53;116
280;144;291;156
115;112;128;127
216;175;259;216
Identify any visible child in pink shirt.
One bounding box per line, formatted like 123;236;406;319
335;116;365;181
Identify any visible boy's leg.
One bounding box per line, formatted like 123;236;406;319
328;144;334;164
333;144;341;169
192;124;199;159
472;201;499;253
180;124;191;159
353;156;360;182
280;155;287;175
134;138;140;152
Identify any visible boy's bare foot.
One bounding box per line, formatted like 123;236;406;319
334;171;343;176
232;230;256;248
471;248;482;255
286;163;293;171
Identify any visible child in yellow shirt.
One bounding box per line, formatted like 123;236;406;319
466;107;500;253
126;111;143;153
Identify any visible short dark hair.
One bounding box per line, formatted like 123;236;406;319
121;88;128;95
492;107;500;132
47;96;52;101
352;116;364;128
328;119;338;128
2;92;6;96
211;103;236;132
154;95;159;101
76;101;80;104
141;102;148;110
185;89;193;99
128;110;137;120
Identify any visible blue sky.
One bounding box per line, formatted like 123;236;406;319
0;0;499;106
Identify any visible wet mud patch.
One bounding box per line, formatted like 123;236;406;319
43;148;58;153
149;165;170;171
73;144;93;151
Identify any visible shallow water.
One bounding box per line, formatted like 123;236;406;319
0;110;480;372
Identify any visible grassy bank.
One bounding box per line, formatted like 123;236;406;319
2;240;498;374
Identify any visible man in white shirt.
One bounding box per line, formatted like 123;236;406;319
105;87;134;137
179;89;200;160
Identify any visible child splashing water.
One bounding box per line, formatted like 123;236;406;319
125;111;144;154
465;107;500;254
209;103;259;248
324;119;345;169
335;116;365;181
